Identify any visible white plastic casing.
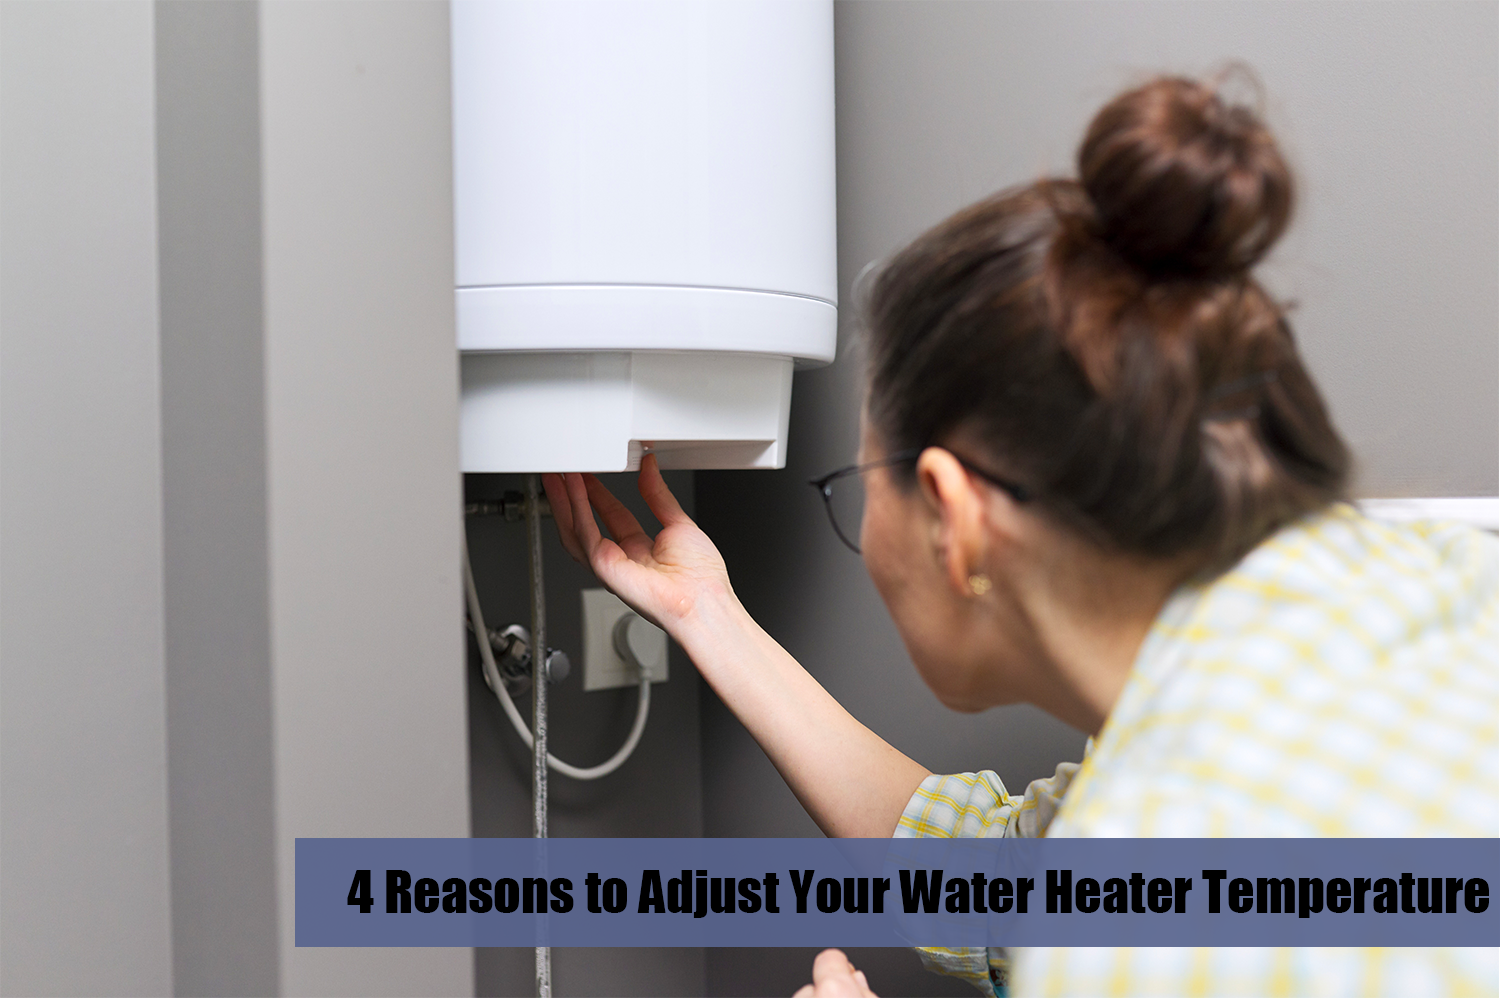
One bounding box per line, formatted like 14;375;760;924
452;0;836;472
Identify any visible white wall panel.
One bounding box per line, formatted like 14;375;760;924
0;2;174;993
259;2;473;994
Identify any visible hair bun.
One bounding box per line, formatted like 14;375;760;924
1077;74;1292;278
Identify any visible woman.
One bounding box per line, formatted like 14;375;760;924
542;74;1497;996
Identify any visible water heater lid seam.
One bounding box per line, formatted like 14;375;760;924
455;281;837;310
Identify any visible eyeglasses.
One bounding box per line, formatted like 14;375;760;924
808;447;1032;554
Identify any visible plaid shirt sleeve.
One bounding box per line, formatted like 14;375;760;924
894;762;1082;994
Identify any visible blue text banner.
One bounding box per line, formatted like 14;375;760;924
295;837;1498;947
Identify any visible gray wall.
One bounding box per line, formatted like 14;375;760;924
1;3;175;994
825;0;1498;500
464;471;706;997
156;3;278;992
698;3;1497;994
260;3;473;993
5;2;474;995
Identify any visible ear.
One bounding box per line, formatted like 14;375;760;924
914;447;991;598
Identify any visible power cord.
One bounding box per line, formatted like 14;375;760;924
463;537;650;780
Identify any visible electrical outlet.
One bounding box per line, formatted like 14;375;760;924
581;588;668;691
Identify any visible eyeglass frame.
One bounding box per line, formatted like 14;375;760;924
808;447;1032;554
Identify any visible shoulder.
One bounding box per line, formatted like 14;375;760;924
1053;506;1498;837
1227;504;1496;639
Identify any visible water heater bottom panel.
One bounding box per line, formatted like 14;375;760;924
461;351;793;473
456;285;837;367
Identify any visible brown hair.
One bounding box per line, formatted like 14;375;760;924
863;74;1349;574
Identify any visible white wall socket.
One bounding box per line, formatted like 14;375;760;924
581;588;668;691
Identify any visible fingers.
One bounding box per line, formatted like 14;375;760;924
804;949;877;997
811;948;851;980
638;453;693;528
583;473;654;560
541;473;585;563
564;472;652;590
562;473;606;560
555;471;663;576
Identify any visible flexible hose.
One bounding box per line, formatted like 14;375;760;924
463;534;651;781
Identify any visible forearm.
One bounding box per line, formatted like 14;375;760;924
541;467;924;834
674;588;930;839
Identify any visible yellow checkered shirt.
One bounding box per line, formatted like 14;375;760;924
895;504;1499;996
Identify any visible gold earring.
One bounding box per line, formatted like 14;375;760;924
968;574;992;596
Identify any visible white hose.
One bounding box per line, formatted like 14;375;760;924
463;539;650;781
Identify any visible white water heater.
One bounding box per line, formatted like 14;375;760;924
452;0;836;473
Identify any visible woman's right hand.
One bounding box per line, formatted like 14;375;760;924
546;456;930;841
541;455;734;635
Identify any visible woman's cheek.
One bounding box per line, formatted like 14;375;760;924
859;502;903;600
861;484;985;707
875;584;973;706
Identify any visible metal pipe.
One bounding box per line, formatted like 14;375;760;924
465;490;553;521
524;474;551;996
